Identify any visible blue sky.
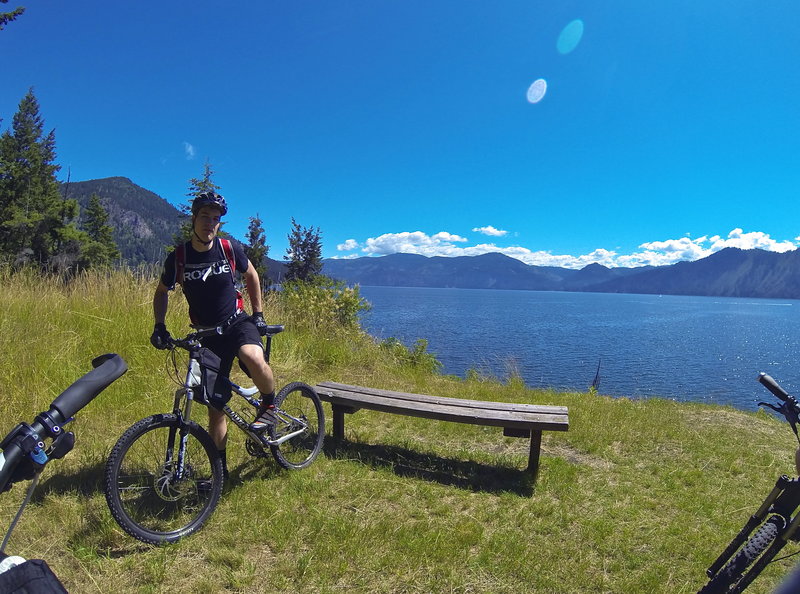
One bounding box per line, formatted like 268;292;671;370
3;1;799;268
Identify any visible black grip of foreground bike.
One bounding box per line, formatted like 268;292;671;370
50;354;128;423
758;372;790;402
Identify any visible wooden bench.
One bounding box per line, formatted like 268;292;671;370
314;381;569;475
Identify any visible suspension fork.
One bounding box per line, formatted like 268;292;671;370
165;357;201;480
161;412;195;481
707;475;800;578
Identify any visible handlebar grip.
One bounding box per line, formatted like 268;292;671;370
758;372;791;402
49;354;128;423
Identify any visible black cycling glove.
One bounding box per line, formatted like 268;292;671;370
252;312;269;336
150;323;172;349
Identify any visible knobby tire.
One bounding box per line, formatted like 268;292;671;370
699;516;782;593
104;413;223;544
269;382;325;470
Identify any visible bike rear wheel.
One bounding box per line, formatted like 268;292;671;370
104;413;223;544
269;382;325;470
700;515;783;593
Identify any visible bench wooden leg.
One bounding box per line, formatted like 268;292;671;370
332;404;346;440
527;430;543;474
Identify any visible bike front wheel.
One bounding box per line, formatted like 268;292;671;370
699;515;783;593
269;382;325;470
104;413;223;544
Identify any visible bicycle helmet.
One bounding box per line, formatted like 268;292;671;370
192;191;228;216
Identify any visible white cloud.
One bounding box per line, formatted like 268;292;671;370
348;228;798;269
432;231;467;243
617;229;799;267
709;228;796;253
363;231;467;256
183;141;196;160
473;225;508;237
337;239;360;251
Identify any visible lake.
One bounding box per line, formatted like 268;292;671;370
357;286;800;410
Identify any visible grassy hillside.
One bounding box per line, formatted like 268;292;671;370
0;267;797;593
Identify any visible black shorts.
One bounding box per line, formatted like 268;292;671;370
200;315;263;380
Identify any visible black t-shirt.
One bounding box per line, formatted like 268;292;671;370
161;239;250;326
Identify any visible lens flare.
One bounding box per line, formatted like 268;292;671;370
557;19;584;55
526;79;547;104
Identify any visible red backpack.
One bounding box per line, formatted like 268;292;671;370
174;238;244;315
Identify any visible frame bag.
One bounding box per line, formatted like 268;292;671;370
198;348;232;410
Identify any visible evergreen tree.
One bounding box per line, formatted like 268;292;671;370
285;218;323;283
173;160;221;244
0;0;25;31
0;88;84;269
81;193;121;266
245;214;269;291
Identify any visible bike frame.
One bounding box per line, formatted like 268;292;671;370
168;331;310;464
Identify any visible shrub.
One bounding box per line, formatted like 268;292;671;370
279;276;370;331
379;337;443;374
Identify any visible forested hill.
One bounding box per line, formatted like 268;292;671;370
61;176;182;265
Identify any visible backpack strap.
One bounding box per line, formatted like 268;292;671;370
219;238;236;283
219;238;245;312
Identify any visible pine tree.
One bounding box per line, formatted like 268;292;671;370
81;193;121;266
285;218;323;283
173;160;222;244
0;0;25;31
245;214;270;291
0;88;85;269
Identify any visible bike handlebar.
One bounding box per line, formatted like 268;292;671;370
0;354;128;494
758;372;791;402
50;354;128;423
756;372;800;440
167;324;285;351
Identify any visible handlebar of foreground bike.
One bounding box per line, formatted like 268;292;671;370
0;354;128;493
757;372;800;438
759;373;793;403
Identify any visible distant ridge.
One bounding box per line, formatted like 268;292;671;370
322;252;647;293
322;248;800;300
586;247;800;299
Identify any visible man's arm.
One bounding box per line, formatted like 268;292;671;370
153;282;170;324
242;261;263;313
150;281;173;349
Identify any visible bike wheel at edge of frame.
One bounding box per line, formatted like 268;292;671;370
698;515;783;594
103;413;224;545
269;381;325;470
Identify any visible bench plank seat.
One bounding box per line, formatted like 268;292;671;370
315;381;569;476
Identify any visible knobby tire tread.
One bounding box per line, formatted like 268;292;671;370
270;382;325;470
700;516;781;593
104;414;223;544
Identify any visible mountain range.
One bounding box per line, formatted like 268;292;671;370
323;250;800;299
63;176;800;300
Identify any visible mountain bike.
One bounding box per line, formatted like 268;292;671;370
698;372;800;593
0;353;128;593
103;323;325;545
